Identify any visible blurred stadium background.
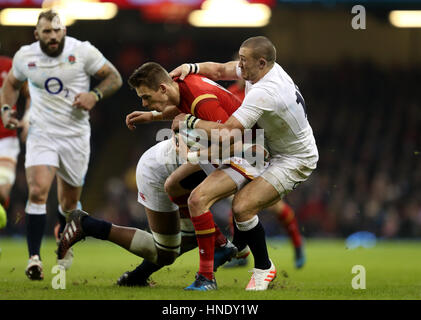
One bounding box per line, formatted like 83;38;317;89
0;0;420;243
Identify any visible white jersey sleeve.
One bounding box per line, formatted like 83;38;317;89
12;48;28;81
81;41;106;76
232;87;268;129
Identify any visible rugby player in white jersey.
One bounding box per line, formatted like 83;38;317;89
171;36;319;290
0;10;122;280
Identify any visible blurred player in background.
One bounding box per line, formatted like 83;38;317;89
226;73;306;270
0;10;122;280
0;55;30;231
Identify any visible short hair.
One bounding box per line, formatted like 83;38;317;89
128;62;172;91
240;36;276;64
37;9;58;26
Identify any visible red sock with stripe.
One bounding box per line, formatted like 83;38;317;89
278;203;302;248
191;210;215;280
169;195;226;249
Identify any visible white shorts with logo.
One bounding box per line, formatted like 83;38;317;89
261;154;318;198
0;136;20;185
25;127;90;187
136;142;179;212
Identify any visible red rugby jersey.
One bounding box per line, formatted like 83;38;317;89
176;75;241;123
0;56;17;139
227;82;245;102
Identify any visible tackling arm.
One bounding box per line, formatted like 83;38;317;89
169;61;239;81
1;71;24;129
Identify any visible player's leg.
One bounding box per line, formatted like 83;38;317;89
0;159;16;229
25;165;57;280
184;169;239;290
55;176;83;269
0;136;20;229
231;176;279;290
165;163;232;254
267;200;305;268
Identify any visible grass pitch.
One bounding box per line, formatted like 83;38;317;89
0;237;420;300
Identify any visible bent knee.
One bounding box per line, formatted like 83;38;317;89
164;175;179;197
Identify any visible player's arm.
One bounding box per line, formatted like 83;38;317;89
19;81;31;142
1;71;24;130
169;61;239;81
73;61;122;111
126;105;180;131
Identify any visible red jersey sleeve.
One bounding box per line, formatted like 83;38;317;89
192;96;230;123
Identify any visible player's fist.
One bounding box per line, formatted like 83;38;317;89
125;111;154;131
169;64;191;80
1;109;19;130
72;92;97;111
171;113;187;132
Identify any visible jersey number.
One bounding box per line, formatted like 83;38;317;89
295;88;307;117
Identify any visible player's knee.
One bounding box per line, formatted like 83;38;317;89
232;196;251;222
28;185;49;203
187;188;207;216
164;176;178;197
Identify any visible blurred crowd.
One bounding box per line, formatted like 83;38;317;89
1;34;420;240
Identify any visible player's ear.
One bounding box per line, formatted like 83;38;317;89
259;58;266;69
159;84;167;93
34;29;39;40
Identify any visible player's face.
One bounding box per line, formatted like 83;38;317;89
136;85;169;112
35;17;66;57
238;47;260;83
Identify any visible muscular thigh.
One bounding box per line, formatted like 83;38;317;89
145;207;180;235
192;169;238;207
26;165;56;196
232;176;281;222
165;163;203;196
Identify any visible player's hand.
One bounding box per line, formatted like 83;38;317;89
72;92;97;111
1;109;19;130
171;113;187;132
125;111;154;131
169;64;191;80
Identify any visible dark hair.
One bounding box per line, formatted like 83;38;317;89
240;36;276;64
128;62;172;90
37;9;59;25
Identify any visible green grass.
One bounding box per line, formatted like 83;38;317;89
0;237;420;300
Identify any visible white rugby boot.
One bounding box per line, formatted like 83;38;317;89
245;259;276;291
25;255;44;280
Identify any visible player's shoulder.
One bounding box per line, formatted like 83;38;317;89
10;42;41;70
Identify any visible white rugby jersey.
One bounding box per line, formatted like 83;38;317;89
233;63;318;160
12;36;106;136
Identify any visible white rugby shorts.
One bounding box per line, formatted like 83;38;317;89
25;127;90;187
261;154;318;197
199;156;269;191
136;144;179;212
0;136;20;185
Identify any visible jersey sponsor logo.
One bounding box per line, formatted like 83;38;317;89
139;192;146;201
44;77;63;95
28;62;36;68
68;54;76;64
